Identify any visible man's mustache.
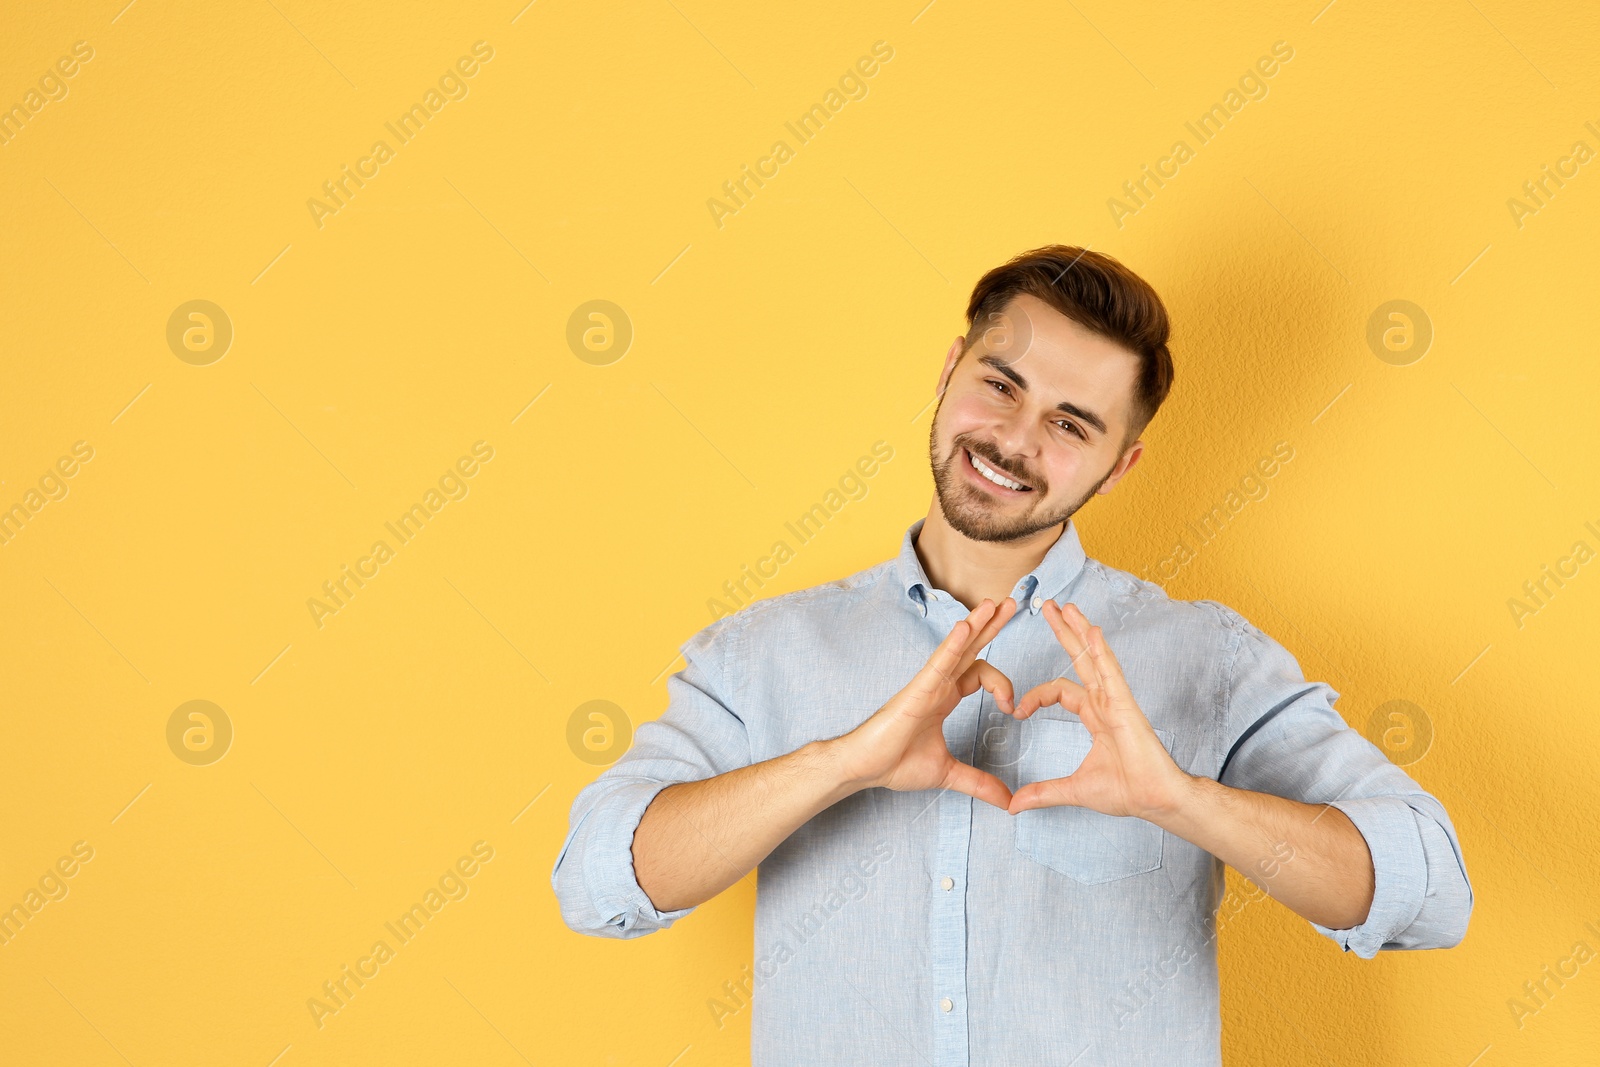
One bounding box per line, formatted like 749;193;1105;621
957;440;1042;490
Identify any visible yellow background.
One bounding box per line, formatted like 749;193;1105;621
2;0;1596;1063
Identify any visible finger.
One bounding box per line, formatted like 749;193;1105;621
1042;600;1094;686
1014;676;1087;718
922;601;995;686
1062;601;1130;705
1058;601;1103;689
900;625;970;709
943;760;1014;811
959;596;1017;669
1077;611;1137;707
1007;775;1079;814
959;659;1015;713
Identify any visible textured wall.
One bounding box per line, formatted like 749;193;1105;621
2;1;1596;1064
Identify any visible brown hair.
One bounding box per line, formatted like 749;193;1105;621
963;245;1174;447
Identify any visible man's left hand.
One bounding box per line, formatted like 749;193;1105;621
1005;600;1193;821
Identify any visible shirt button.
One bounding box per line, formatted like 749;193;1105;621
941;876;954;891
940;997;954;1013
1031;596;1043;611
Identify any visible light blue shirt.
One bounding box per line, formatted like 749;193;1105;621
552;517;1473;1065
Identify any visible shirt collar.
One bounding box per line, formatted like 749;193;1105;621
893;516;1089;618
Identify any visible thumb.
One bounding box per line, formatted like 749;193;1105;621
1007;775;1080;814
942;759;1014;811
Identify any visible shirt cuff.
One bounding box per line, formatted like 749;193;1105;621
585;779;698;936
1308;795;1428;958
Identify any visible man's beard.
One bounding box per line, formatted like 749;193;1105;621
928;409;1112;544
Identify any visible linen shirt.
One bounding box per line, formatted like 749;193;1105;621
551;517;1474;1066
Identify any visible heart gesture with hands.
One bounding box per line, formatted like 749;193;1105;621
1004;600;1193;821
838;596;1021;811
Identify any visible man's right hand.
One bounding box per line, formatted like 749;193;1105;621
626;596;1021;913
833;596;1021;809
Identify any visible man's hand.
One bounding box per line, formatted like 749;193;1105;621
834;597;1020;810
1006;600;1191;820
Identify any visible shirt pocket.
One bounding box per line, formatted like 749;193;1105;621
1012;717;1174;885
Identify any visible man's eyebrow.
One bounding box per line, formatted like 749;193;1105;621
978;354;1109;436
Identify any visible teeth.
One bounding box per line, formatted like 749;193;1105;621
969;449;1027;490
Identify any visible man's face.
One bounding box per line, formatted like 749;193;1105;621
928;293;1144;543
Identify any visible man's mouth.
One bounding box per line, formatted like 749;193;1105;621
965;447;1033;493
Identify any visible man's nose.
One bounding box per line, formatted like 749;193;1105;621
989;418;1041;468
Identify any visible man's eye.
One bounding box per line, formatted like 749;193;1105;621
988;379;1082;438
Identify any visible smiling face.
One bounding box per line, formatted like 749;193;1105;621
928;293;1146;543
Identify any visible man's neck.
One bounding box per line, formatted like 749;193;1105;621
914;497;1067;610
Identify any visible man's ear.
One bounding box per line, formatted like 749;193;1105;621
936;335;968;397
1096;439;1144;495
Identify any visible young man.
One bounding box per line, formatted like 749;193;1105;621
551;245;1473;1065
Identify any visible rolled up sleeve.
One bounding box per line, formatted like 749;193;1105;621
1205;601;1474;958
550;613;753;938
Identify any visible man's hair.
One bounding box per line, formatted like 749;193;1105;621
962;245;1174;448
